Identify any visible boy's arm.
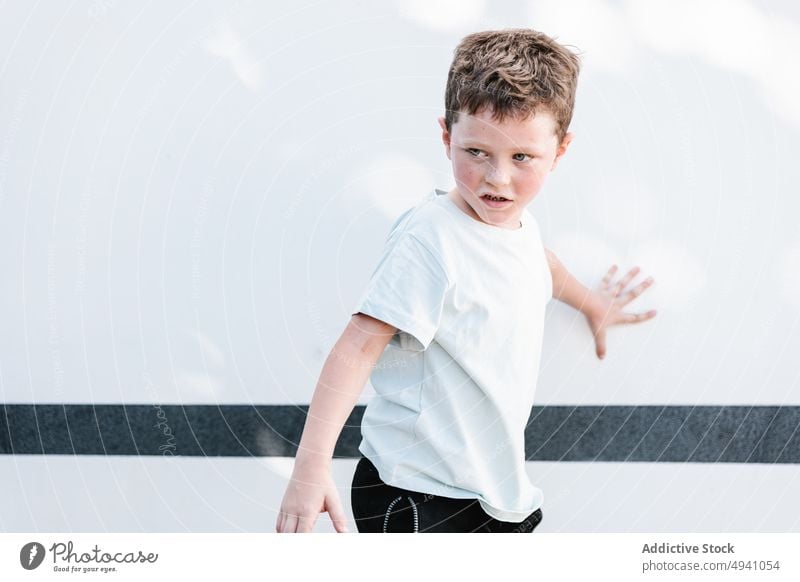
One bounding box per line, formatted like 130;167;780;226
276;312;396;533
545;248;657;359
294;312;396;470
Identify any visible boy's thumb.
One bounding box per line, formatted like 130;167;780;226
595;331;607;360
327;493;350;533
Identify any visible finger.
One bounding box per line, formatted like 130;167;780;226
283;513;299;534
595;329;607;360
612;266;640;296
326;493;351;533
600;264;619;289
276;511;285;533
624;309;657;324
619;277;654;307
295;513;317;533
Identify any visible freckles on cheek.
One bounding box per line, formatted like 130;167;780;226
454;162;481;191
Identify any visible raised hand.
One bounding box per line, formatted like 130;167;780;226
586;265;657;359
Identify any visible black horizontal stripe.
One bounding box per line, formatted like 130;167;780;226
1;404;798;462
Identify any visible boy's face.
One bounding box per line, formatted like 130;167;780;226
438;107;572;230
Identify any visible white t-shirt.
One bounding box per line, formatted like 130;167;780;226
353;188;552;522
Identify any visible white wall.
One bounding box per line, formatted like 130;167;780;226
2;458;798;532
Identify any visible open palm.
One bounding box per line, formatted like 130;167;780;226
586;265;657;359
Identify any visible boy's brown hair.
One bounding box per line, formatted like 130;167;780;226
444;28;581;143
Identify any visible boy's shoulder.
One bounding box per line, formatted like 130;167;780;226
386;190;447;238
379;190;455;267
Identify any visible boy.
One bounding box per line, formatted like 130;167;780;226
276;28;656;533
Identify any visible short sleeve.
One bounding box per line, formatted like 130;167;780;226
353;233;449;351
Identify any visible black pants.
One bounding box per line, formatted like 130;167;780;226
351;456;543;533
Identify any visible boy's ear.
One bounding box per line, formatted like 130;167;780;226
550;132;573;171
438;116;452;160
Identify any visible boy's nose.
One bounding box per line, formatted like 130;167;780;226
484;162;511;187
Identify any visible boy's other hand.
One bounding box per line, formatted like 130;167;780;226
275;463;349;533
586;265;657;360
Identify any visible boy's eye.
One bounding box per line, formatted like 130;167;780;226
464;149;531;161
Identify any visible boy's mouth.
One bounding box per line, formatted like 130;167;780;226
480;193;513;208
